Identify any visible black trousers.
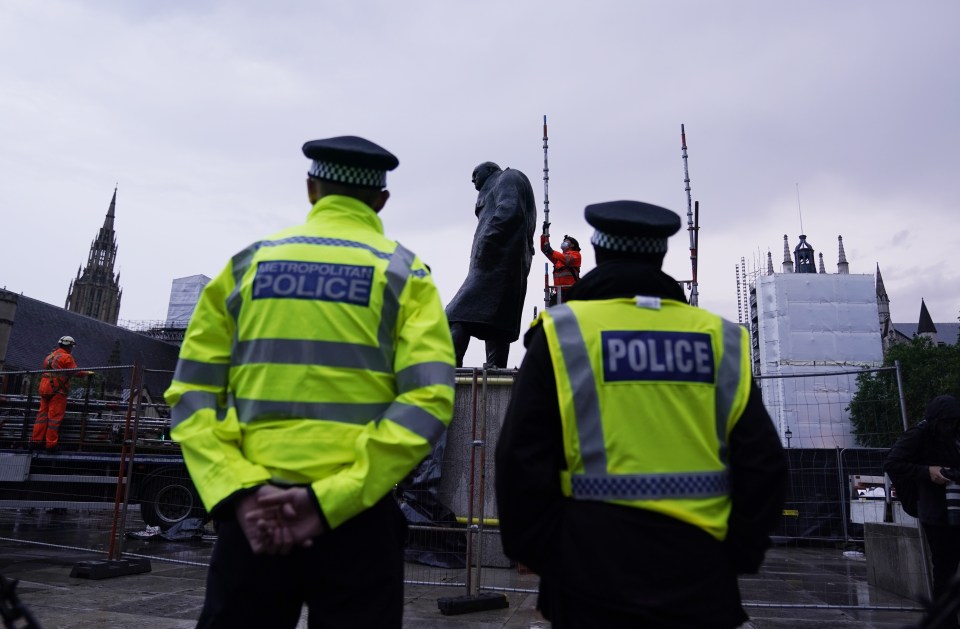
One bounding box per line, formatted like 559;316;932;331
450;323;510;368
196;496;407;629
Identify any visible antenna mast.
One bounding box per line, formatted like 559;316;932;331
795;183;804;234
542;115;551;311
681;124;699;306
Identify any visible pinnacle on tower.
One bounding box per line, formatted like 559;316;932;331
64;188;123;324
781;235;794;273
818;252;825;274
876;264;890;329
837;235;849;275
876;264;888;299
918;298;937;338
766;250;774;275
104;186;117;231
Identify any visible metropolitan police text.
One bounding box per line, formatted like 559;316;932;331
253;260;375;307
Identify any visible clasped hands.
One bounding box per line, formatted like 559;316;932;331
235;485;325;555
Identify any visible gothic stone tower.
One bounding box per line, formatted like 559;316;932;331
65;188;122;324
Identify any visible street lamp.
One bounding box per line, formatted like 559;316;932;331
784;426;793;448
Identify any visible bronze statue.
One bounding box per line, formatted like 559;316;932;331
446;162;537;367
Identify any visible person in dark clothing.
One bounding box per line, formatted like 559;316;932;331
884;393;960;623
495;200;789;628
446;161;537;368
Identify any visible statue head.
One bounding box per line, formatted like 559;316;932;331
471;162;501;191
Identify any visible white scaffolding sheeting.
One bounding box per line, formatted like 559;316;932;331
165;275;211;325
753;273;883;449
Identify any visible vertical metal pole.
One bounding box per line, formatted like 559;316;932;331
681;125;698;306
107;361;140;561
78;372;93;451
21;372;36;443
894;360;909;431
542;115;551;312
473;368;490;592
544;263;550;311
117;364;146;551
837;448;850;543
463;369;479;596
892;362;930;594
693;200;700;304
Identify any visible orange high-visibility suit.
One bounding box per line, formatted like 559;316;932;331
541;235;581;309
31;348;78;449
540;234;581;288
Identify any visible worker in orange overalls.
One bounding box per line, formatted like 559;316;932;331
541;233;582;306
31;335;91;451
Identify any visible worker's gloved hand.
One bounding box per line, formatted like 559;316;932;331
245;485;325;555
542;220;550;232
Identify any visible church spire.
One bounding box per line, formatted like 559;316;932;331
781;235;794;273
876;264;890;330
918;298;937;341
766;250;774;275
103;185;117;231
64;188;123;324
837;235;849;275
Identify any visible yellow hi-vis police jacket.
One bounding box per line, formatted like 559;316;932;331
165;195;456;530
539;296;752;541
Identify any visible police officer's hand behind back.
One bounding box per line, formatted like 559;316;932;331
235;487;286;554
244;485;325;554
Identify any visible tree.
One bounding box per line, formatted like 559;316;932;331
849;336;960;447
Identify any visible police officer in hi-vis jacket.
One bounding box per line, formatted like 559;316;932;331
495;200;788;629
166;136;455;629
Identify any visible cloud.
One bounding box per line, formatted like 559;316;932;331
1;1;958;370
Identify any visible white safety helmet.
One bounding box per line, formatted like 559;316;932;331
58;335;77;347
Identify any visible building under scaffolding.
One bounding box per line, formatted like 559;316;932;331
120;275;210;346
739;234;883;449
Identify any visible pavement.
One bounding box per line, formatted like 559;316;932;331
0;508;937;629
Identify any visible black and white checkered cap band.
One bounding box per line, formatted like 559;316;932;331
591;230;668;254
308;160;387;188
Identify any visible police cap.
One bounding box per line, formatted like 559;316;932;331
302;136;399;189
585;200;681;255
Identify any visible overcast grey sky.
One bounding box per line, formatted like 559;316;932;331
2;1;958;367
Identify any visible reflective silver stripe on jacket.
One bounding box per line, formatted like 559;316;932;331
381;401;448;444
377;243;415;364
232;398;446;444
550;303;742;501
551;305;607;475
715;320;744;466
171;390;225;428
235;399;390;425
396;362;456;395
234;338;392;373
173;359;230;388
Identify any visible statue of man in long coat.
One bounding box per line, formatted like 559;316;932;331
446;162;537;368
